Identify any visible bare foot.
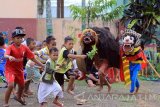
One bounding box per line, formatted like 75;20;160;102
88;83;96;87
67;90;74;95
3;104;9;107
97;86;103;91
53;100;63;107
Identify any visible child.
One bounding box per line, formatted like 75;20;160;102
3;29;44;107
55;36;86;95
38;48;63;107
35;36;56;64
0;36;7;87
86;66;99;87
0;32;8;47
24;38;41;95
64;49;80;91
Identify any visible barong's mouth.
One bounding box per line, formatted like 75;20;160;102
83;36;92;44
123;44;133;52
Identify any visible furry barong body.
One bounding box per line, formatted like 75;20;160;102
79;27;120;84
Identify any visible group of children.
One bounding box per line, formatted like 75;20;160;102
0;27;87;107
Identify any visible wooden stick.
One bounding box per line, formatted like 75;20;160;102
146;59;160;78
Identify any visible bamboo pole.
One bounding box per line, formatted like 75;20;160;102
146;59;160;78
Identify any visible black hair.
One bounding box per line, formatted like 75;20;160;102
15;26;23;29
0;32;3;36
64;36;73;43
104;27;110;31
0;36;5;46
74;51;77;55
46;36;56;44
49;47;58;54
26;38;34;46
42;40;46;43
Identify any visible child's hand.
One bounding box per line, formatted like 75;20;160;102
81;55;87;59
29;62;35;67
9;56;16;61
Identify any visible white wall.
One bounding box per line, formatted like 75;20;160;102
0;0;37;18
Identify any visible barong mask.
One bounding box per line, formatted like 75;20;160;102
80;29;98;47
122;29;141;52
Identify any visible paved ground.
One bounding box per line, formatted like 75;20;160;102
0;80;160;107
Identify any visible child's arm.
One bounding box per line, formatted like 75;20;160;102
25;46;45;69
34;51;42;56
31;58;45;69
41;55;49;61
63;50;87;59
4;55;16;61
34;50;48;61
68;54;87;59
35;55;46;64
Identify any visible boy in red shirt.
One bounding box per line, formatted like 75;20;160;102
3;29;44;107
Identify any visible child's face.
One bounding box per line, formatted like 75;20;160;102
12;36;23;46
42;42;46;48
50;51;58;60
64;40;73;50
36;45;42;51
29;41;36;51
47;40;56;49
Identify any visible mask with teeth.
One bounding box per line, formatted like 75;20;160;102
122;29;141;52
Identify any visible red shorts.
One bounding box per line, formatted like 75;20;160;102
5;71;25;87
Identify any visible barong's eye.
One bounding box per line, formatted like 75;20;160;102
84;32;92;37
82;29;97;38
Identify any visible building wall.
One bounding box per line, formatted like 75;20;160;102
0;0;37;18
0;18;37;39
0;0;38;39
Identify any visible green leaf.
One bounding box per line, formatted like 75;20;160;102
153;15;160;23
87;44;98;60
100;5;124;22
128;19;138;29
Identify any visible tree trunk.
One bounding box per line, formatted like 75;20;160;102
46;0;53;36
57;0;60;18
61;0;64;18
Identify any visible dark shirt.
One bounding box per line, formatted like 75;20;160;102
63;49;77;59
63;50;69;59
